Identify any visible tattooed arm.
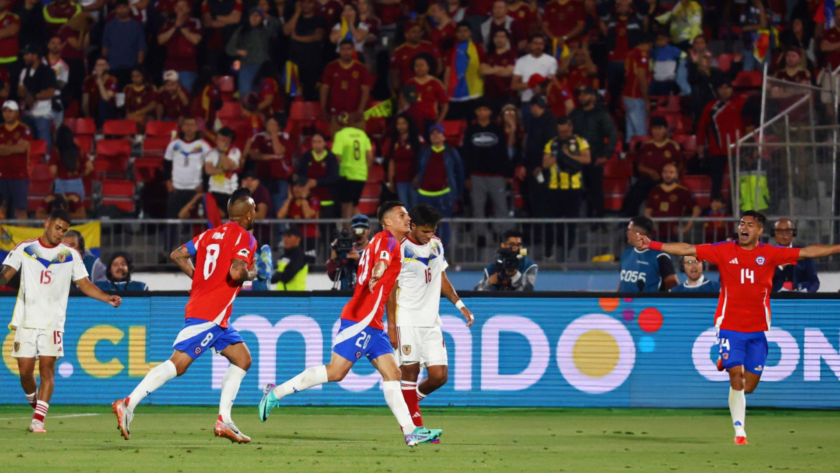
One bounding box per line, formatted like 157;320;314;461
229;258;258;283
170;245;195;279
0;265;17;287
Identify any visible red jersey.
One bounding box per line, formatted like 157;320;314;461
484;49;518;99
0;12;20;60
123;84;157;115
258;77;284;116
83;74;119;112
623;47;650;99
0;122;32;179
321;59;372;114
546;78;573;117
157;87;190;121
390;41;440;85
340;230;402;330
248;131;295;179
824;27;840;70
314;0;342;26
428;23;456;54
544;0;584;39
184;221;257;328
697;96;747;156
287;196;320;239
48;149;90;179
160;18;202;72
696;242;800;332
638;140;681;173
406;77;447;123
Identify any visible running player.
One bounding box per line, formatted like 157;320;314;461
4;209;122;433
385;204;474;429
112;188;259;443
636;210;840;445
259;201;442;447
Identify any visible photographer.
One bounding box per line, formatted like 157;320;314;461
327;214;371;290
475;230;538;291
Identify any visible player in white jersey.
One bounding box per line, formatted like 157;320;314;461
386;204;474;428
2;210;122;433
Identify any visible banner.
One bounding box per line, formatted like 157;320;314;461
0;221;101;261
1;295;839;408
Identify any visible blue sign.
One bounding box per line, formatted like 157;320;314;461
1;296;839;408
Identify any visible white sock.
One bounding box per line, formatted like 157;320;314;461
383;380;415;435
219;365;247;424
126;360;177;412
25;392;36;407
729;388;746;437
416;384;427;402
272;365;328;400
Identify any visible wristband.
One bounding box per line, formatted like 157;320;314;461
649;241;663;251
455;300;466;310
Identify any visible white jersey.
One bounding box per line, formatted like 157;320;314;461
395;236;448;327
204;147;241;194
4;238;88;332
164;138;210;190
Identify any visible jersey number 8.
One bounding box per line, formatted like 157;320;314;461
204;243;220;279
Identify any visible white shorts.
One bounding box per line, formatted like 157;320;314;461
12;327;64;359
396;326;448;368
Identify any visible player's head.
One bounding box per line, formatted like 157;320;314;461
773;218;796;247
44;209;72;246
738;210;766;246
680;255;704;282
228;187;257;231
106;251;134;283
62;229;85;253
627;216;654;245
501;229;523;253
377;201;410;235
409;204;442;244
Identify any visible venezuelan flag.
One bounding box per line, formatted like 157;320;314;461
551;38;571;61
283;61;300;97
751;27;778;64
814;0;838;27
447;41;483;100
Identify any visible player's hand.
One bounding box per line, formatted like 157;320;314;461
636;234;651;251
387;326;398;349
461;307;474;327
368;275;380;292
487;273;499;285
107;295;122;308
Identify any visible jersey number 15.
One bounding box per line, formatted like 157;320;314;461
40;270;52;285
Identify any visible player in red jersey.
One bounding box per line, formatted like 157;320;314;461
637;210;840;445
259;201;442;447
112;188;259;443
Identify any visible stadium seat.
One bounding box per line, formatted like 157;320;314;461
674;134;697;153
134;157;164;182
367;164;385;183
219;75;235;102
442;120;465;146
74;135;93;157
603;157;633;180
29;140;47;162
102;119;138;137
716;53;734;73
290;102;322;136
141;136;172;158
101;179;136;213
358;182;381;215
27;178;53;212
62;117;77;133
603;177;628;211
682;175;712;208
75;118;96;136
30;162;52;181
95;139;132;178
733;71;763;89
218;101;242;120
145;120;178;138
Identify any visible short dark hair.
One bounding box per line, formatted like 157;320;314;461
64;229;85;252
409;204;442;229
630;216;655;235
742;210;767;227
49;208;71;225
529;33;545;43
377;201;405;224
557;115;572;126
339;38;354;48
217;126;235;139
456;20;471;30
502;230;523;241
229;187;252;206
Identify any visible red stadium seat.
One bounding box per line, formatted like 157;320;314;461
96;139;131;158
732;71;763;89
442;120;465;146
141;136;172;158
603;157;633;179
674;134;697;153
31;163;52;181
29;140;47;162
289;102;322;136
367;164;385;183
134;157;164;182
628;135;650;153
75;118;96;136
101;179;136;213
217;101;242;120
27;179;53;211
145;120;178;138
682;175;712;208
604;177;628;211
95;139;132;178
62;117;77;133
102;119;138;137
74;135;93;157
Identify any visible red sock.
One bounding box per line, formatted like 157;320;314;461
401;381;422;427
33;400;48;422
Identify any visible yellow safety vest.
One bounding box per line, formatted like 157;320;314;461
274;259;308;291
43;3;81;26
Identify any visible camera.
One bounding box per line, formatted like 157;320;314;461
330;228;359;291
332;228;355;260
493;248;520;274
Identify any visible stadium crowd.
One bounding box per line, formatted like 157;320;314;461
0;0;833;258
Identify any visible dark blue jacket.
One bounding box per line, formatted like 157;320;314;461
670;277;721;293
416;145;466;198
772;245;820;293
95;280;149;291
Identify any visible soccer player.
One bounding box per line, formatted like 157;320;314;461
112;188;259;443
259;201;442;447
637;210;840;445
4;209;122;433
385;204;474;429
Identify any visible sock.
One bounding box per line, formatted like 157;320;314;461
25;392;36;409
219;365;247;423
416;384;427;402
383;381;415;435
33;400;48;423
126;360;178;412
272;365;328;400
729;388;746;437
401;381;422;427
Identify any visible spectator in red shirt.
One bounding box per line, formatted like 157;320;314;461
703;196;733;243
0;101;32;220
622;116;680;216
277;175;321;246
481;29;517;112
622;34;654;144
562;45;599;99
426;2;456;55
156;70;190;123
771;48;812;98
820;8;840;70
58;10;93;104
51;125;92;201
601;0;645;112
390;21;440;90
545;75;574;117
385;113;423;209
83;57;119;126
697;78;747;199
296;131;340;219
254;61;284;119
43;0;81;36
644;162;700;239
191;67;222;127
0;0;21;67
320;39;372;133
543;0;585;49
244;112;295;216
401;53;449;136
158;0;202;92
284;0;327;101
314;0;341;26
123;67;157;126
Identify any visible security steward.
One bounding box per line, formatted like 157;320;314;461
272;225;309;291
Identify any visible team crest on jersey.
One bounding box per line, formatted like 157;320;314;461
195;347;202;355
402;345;411;356
57;252;66;263
756;256;766;266
722;353;729;360
355;351;362;359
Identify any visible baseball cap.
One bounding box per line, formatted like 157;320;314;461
163;70;179;82
530;94;548;109
526;74;548;89
350;214;370;229
2;100;19;111
429;123;445;134
249;7;264;16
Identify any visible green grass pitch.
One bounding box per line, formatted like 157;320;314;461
0;405;838;472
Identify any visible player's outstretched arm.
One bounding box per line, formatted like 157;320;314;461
76;278;122;308
0;265;18;287
229;258;258;283
386;281;399;348
799;244;840;260
170;245;195;279
636;235;697;257
441;271;474;327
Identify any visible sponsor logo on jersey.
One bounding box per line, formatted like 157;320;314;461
212;232;225;240
755;256;766;266
729;258;739;264
238;248;250;257
402;344;412;355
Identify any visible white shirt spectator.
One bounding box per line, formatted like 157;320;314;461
204;147;241;194
164;138;209;190
44;57;69;99
18;66;54;117
513;53;558;103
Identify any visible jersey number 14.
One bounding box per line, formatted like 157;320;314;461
740;268;754;284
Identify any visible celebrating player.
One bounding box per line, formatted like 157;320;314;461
636;210;840;445
385;204;474;429
4;209;122;434
112;188;259;443
259;201;443;447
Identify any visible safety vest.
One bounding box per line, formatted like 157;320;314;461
43;3;81;27
739;173;770;212
274;259;308;291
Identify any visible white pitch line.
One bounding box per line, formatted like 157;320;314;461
0;413;100;421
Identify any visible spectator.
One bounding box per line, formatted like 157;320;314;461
427;2;456;54
95;252;149;291
297;131;340;219
245;112;295;216
687;35;708;65
43;0;81;36
157;0;202;92
192;67;222;126
512;34;557;118
655;0;703;50
384;113;422;210
227;7;279;98
600;0;645;112
401;53;448;132
57;11;92;105
333;117;372;220
13;0;46;69
781;18;815;66
650;31;690;96
36;191;85;220
507;0;536;51
320;39;372;133
163;117;209;247
480;0;515;51
373;0;403;27
390;21;440;90
156;70;190;123
569;85;618;219
703;196;733;243
819;8;840;70
272;225;309;291
101;0;146;87
519;94;556;214
50;125;91;200
545;74;573;117
697;79;747;199
240;170;273;219
622;116;680;216
1;2;22;83
201;0;242;74
203;127;240;218
254;61;284;118
62;229;105;282
444;21;486;120
622;34;653;144
644;162;700;239
481;29;517;112
123;67;157;125
474;230;538;291
771;218;820;293
462;99;512;240
327;213;369;290
356;0;379;47
329;2;369;53
670;255;721;293
17;45;56;150
0;68;7;103
414;123;465;249
82;57;118;126
277;176;320;253
543;0;585;49
740;0;771;71
771;48;811;98
284;0;327;101
0;101;31;220
45;35;69;131
314;0;342;26
560;43;599;93
619;216;677;292
687;49;742;126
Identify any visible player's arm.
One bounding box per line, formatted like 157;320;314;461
368;260;389;291
0;264;18;286
75;277;122;307
441;271;473;327
170;244;195;279
637;235;697;257
798;245;840;260
230;258;258;282
386;280;399;348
